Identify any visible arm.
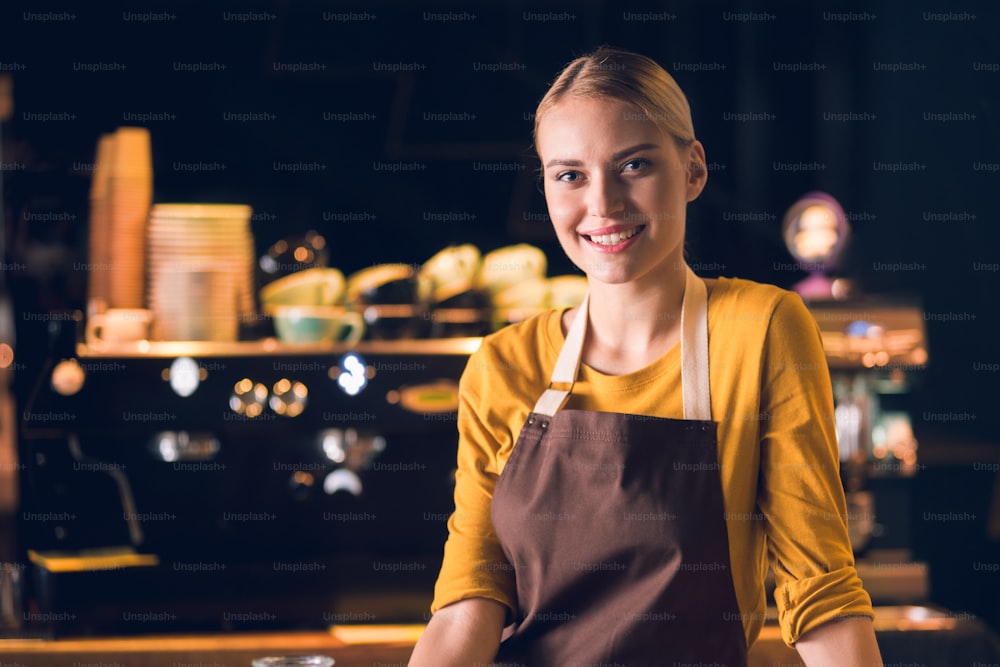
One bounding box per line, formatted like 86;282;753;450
757;293;877;644
413;341;520;665
408;597;506;667
795;616;883;667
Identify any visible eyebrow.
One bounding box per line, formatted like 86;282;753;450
544;142;660;169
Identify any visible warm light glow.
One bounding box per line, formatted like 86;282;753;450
231;377;268;416
0;343;14;369
51;358;85;396
793;205;839;260
293;471;314;487
830;278;852;300
270;378;308;417
270;395;286;414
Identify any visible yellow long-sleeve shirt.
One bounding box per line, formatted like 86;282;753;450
431;276;874;648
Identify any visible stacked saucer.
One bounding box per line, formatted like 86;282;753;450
146;204;254;342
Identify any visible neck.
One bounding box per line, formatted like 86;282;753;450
576;263;689;373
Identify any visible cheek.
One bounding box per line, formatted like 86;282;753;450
642;180;686;218
544;190;582;225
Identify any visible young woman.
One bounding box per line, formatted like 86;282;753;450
409;47;883;667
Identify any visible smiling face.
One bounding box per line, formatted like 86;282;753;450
536;95;707;288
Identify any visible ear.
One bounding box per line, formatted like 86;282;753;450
684;141;708;202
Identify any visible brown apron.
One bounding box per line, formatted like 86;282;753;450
490;266;747;666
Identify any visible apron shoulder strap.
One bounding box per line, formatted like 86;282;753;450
681;267;711;421
533;291;589;416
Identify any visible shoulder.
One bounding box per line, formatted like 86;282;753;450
707;277;822;371
461;309;560;391
475;308;560;359
709;276;806;329
711;275;791;308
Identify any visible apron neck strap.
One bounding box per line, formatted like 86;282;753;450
532;265;711;421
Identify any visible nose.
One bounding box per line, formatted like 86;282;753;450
585;170;625;219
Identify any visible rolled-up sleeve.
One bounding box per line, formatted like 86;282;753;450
430;348;517;616
757;293;875;646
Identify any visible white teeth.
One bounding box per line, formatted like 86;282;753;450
588;227;640;246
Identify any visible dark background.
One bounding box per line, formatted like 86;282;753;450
2;0;998;442
2;0;999;632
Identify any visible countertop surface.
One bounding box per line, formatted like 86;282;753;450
3;608;1000;667
0;625;416;667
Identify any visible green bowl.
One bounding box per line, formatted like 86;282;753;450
270;306;364;344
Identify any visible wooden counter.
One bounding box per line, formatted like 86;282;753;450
3;610;1000;667
1;625;795;666
0;625;417;667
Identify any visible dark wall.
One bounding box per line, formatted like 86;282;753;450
2;0;998;444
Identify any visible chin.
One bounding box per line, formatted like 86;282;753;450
573;265;636;285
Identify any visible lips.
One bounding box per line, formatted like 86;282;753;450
580;225;645;248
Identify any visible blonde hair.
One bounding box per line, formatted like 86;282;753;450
534;47;696;150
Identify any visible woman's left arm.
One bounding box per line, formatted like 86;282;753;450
795;616;883;667
756;292;879;649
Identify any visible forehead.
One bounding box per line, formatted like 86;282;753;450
535;96;666;158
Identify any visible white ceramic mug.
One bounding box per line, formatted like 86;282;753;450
86;308;153;345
